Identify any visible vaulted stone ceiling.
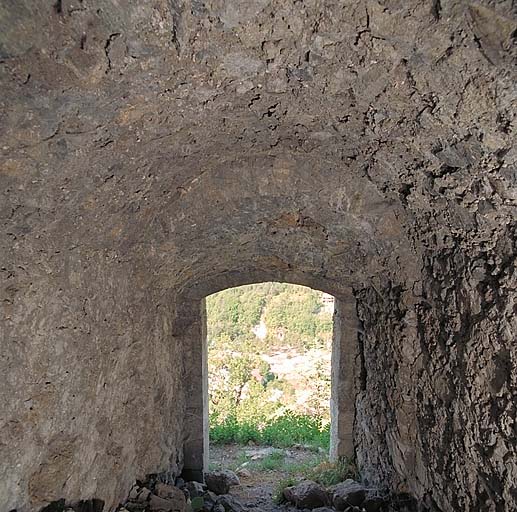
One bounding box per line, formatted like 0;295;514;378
1;1;516;511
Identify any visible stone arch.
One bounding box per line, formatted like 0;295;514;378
175;270;360;482
180;269;349;303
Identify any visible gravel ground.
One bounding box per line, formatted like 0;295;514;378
209;444;323;512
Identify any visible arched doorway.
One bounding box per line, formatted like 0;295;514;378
176;277;360;482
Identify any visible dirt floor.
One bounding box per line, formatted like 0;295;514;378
209;444;326;512
208;445;415;512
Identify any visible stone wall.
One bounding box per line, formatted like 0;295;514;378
1;251;186;511
330;295;360;461
354;233;517;510
179;300;209;482
0;0;515;510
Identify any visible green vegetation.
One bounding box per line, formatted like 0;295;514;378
210;412;330;449
264;288;332;349
207;282;332;352
189;497;204;512
207;285;267;343
271;457;358;503
254;450;286;471
305;457;359;486
207;283;333;449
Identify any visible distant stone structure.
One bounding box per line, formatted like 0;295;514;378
0;1;515;511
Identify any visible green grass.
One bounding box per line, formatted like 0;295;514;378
210;412;330;449
260;453;356;483
209;411;355;491
233;451;251;469
210;416;261;445
269;457;358;504
250;450;286;471
305;457;358;486
282;453;326;474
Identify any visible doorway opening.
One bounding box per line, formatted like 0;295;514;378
207;283;334;458
180;282;358;487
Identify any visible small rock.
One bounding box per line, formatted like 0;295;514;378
224;470;240;486
215;494;246;512
204;490;218;502
201;490;218;512
213;504;225;512
204;470;240;495
128;486;138;500
236;468;252;478
332;480;366;510
155;483;187;504
176;478;186;489
186;481;207;498
245;447;280;460
128;486;151;503
149;494;173;511
149;492;186;512
284;480;329;509
312;508;335;512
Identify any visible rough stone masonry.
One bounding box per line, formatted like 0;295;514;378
0;1;515;511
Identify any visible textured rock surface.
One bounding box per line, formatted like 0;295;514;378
154;483;187;511
332;480;366;509
0;1;515;511
214;494;246;512
284;480;329;509
204;470;239;495
185;481;207;499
